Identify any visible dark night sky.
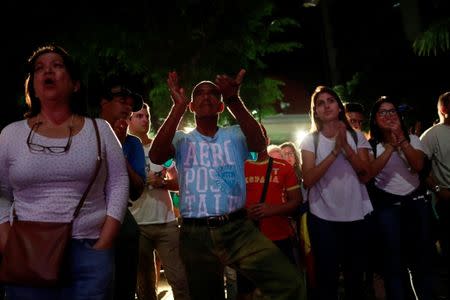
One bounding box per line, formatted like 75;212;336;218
2;0;449;130
263;0;449;128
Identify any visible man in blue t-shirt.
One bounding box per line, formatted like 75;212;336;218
149;70;304;299
100;83;145;300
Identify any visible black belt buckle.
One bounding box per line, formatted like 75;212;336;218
206;214;230;228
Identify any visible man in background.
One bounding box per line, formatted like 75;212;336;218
128;103;190;300
99;83;145;300
345;102;365;132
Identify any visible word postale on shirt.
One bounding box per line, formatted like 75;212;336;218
180;140;245;217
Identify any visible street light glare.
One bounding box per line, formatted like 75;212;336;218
295;129;308;146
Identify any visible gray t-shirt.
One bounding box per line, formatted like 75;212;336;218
420;123;450;188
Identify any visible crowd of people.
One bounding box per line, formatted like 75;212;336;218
0;44;448;300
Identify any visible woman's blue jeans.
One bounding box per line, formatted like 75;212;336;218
307;212;369;300
5;239;114;300
375;198;434;300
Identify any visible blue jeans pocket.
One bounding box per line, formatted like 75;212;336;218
79;239;113;253
63;239;114;300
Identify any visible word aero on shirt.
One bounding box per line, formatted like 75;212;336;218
183;141;236;167
180;140;244;216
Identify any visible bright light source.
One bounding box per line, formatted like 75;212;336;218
295;130;308;146
303;0;320;7
252;110;258;115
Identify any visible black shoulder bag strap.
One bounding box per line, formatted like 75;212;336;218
254;157;273;228
259;157;274;204
72;118;102;219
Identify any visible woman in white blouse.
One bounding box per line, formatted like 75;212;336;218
0;45;129;300
300;86;372;300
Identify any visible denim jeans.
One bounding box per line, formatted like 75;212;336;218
112;209;140;300
307;213;369;300
180;217;305;300
375;198;434;300
5;239;114;300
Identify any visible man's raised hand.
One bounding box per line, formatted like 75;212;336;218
167;71;188;106
215;69;246;100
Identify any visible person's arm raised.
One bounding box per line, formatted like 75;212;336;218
215;69;266;153
390;124;424;172
149;71;189;165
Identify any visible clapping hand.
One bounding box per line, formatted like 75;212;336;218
167;71;188;107
334;121;348;151
388;121;406;146
215;69;246;100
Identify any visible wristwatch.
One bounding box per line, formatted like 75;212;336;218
432;184;441;193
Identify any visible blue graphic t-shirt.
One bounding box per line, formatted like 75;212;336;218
172;125;249;218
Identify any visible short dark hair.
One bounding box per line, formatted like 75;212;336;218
438;91;450;110
344;102;364;114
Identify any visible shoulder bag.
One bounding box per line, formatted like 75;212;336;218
0;118;102;287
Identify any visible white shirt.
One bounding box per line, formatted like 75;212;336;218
130;144;176;225
300;131;373;221
373;134;424;195
0;118;129;238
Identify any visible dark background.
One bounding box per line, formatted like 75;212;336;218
2;0;449;132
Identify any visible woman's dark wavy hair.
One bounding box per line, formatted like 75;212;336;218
309;85;354;134
369;96;410;144
24;45;86;118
